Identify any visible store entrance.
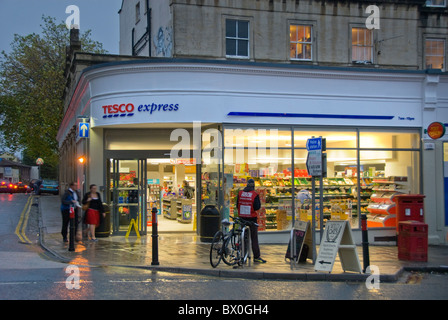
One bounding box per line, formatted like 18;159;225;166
107;157;198;235
108;159;147;235
147;157;197;233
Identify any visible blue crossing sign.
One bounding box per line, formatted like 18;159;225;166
306;137;322;151
306;137;323;176
78;122;90;138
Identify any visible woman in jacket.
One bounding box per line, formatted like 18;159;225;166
82;184;105;241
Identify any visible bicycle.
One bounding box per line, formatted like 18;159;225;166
210;216;257;268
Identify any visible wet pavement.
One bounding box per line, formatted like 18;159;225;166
38;195;448;282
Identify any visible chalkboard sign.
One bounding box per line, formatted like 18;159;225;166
285;221;312;263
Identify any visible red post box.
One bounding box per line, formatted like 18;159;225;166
394;194;425;233
397;221;428;262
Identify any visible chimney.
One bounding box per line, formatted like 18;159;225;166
69;28;81;53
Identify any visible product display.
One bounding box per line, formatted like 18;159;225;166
228;162;411;231
366;176;409;228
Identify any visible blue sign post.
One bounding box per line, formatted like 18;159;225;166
78;122;90;138
306;137;322;177
306;137;322;151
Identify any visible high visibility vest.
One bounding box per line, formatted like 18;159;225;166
238;190;258;218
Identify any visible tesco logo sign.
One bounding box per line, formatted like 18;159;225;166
102;103;135;118
102;103;179;119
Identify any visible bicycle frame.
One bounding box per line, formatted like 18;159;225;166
210;217;253;268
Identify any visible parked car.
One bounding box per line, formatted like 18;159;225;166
38;179;59;195
14;182;29;193
0;179;11;193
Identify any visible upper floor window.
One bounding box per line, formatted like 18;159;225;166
425;39;445;71
352;27;373;64
290;25;312;61
425;0;446;7
226;19;249;58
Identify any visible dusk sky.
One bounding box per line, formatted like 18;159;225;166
0;0;123;55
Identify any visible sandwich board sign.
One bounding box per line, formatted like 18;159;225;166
314;220;361;273
285;220;312;265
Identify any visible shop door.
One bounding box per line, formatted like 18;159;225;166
109;159;147;235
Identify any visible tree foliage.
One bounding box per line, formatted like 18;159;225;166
0;16;106;178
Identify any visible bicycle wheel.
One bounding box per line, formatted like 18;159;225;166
210;230;223;268
241;226;251;267
222;233;238;266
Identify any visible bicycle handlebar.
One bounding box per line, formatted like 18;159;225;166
229;215;259;227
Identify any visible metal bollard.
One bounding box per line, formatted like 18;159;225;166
68;206;75;252
361;214;370;273
151;207;159;265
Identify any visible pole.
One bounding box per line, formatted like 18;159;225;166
68;206;75;252
319;173;323;243
151;207;159;265
311;176;316;264
361;214;370;273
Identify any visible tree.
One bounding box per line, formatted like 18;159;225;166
0;16;106;179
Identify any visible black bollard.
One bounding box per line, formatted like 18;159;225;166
68;207;75;252
361;214;370;273
151;207;159;265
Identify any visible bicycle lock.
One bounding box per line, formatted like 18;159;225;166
151;207;159;265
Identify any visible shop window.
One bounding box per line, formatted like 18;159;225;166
224;146;293;232
352;27;373;64
294;130;357;149
425;39;445;71
360;150;420;228
290;25;312;61
295;149;359;229
224;128;291;149
359;131;420;149
226;19;249;58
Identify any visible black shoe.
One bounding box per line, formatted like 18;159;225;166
254;257;267;263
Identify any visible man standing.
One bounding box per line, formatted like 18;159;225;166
236;179;267;263
60;182;81;243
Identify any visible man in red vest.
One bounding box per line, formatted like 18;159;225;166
237;179;266;263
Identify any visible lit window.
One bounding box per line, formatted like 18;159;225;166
425;0;446;7
352;28;373;64
425;39;445;71
226;19;249;58
290;25;312;61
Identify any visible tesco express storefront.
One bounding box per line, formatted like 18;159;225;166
57;59;448;245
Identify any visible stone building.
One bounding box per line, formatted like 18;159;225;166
120;0;447;70
57;1;448;243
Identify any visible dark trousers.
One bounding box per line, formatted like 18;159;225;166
61;208;79;240
240;217;260;259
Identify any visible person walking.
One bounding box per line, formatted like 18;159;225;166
60;182;81;243
236;179;267;263
82;184;105;241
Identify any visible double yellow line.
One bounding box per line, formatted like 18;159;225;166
15;195;34;244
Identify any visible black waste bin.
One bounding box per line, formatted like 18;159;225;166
95;203;111;238
199;205;220;243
